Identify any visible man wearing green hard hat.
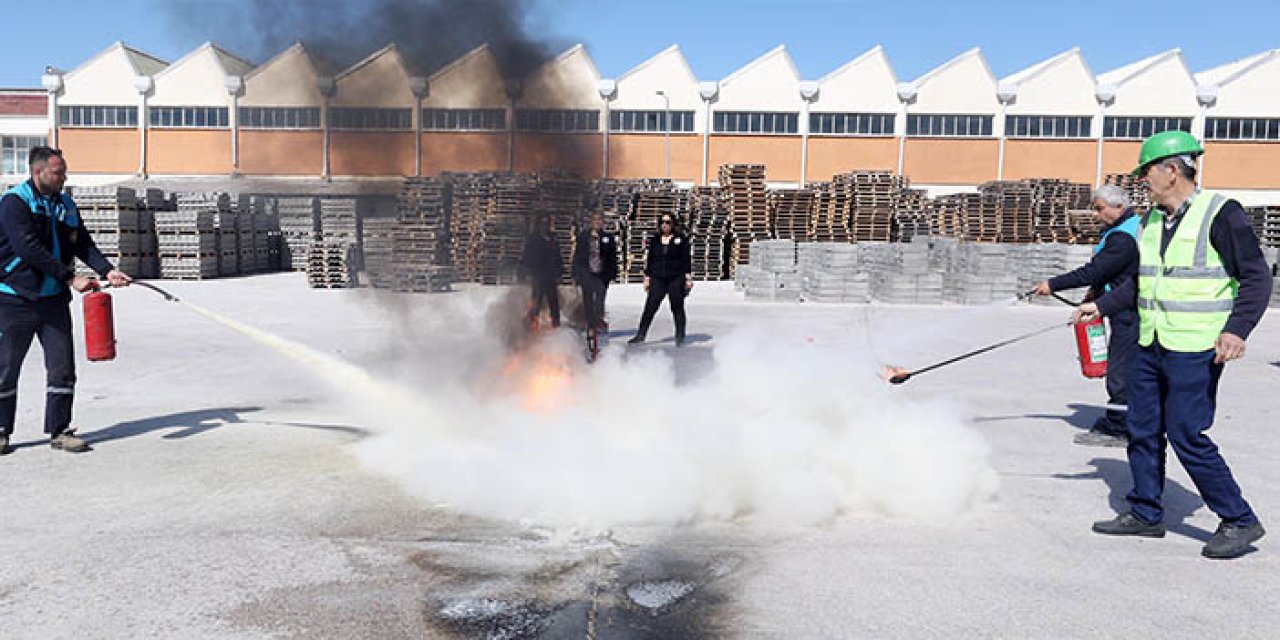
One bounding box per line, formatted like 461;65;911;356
1076;129;1273;559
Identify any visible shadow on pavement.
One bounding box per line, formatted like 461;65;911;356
972;402;1104;431
1055;457;1212;542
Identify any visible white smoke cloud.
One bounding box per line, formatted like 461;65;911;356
333;296;999;528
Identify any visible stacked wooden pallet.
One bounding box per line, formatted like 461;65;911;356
473;174;539;285
277;196;319;271
720;164;770;276
688;186;728;281
157;198;218;280
893;188;931;242
927;195;966;239
807;181;850;242
978;181;1035;243
360;217;396;288
392;177;453;292
537;169;586;282
769;189;813;242
1028;179;1092;243
625;180;688;283
1245;205;1280;248
1067;209;1103;244
842;171;902;242
306;241;356;288
72;186;144;277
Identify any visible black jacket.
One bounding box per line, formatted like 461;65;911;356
1049;210;1139;303
571;229;618;283
1096;199;1273;340
0;180;113;302
644;233;691;279
521;232;562;282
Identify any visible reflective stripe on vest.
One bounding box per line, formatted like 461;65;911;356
1136;191;1237;352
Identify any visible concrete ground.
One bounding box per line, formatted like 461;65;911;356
1;273;1276;639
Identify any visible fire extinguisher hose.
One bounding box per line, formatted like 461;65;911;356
886;322;1069;385
100;280;180;302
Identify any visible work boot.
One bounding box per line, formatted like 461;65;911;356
1092;513;1166;538
1074;428;1128;448
50;431;90;453
0;435;9;455
1202;521;1266;559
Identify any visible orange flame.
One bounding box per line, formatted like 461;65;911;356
491;344;577;414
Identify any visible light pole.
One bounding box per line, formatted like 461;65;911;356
41;67;63;149
656;90;671;178
799;81;818;187
317;76;336;180
996;83;1017;182
895;82;918;176
225;75;244;176
409;76;428;177
1195;84;1218;187
698;82;718;186
133;75;154;178
598;79;617;179
1093;83;1116;188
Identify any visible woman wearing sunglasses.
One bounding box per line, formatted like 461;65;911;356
629;215;693;346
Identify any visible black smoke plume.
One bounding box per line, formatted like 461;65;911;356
163;0;562;81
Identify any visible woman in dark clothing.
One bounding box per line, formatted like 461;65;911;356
572;212;618;331
629;215;692;346
521;215;562;328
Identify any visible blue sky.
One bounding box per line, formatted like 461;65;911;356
2;0;1275;87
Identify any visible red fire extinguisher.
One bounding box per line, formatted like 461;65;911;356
1074;316;1107;379
83;284;117;362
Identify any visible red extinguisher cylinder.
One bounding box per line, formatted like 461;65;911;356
1074;316;1108;379
84;290;117;362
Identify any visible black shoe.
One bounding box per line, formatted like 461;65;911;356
1092;513;1166;538
0;435;9;455
627;335;645;345
1202;521;1266;559
1074;428;1128;448
675;336;686;347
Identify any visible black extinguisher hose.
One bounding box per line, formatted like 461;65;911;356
99;280;180;302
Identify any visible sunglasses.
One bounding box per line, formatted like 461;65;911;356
661;219;673;224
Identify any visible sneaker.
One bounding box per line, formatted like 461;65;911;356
50;431;90;453
0;435;9;455
1092;513;1166;538
1202;521;1266;559
1074;429;1129;448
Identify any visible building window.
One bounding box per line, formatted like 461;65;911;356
906;114;994;137
1103;116;1191;140
713;111;800;134
1005;115;1092;139
422;108;506;131
1205;117;1280;141
515;109;600;133
809;112;895;136
328;107;413;130
2;135;48;176
57;105;138;128
609;110;695;133
149;106;230;129
239;107;321;129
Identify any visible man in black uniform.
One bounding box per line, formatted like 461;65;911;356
521;215;562;329
572;212;618;331
1032;184;1139;447
0;147;131;455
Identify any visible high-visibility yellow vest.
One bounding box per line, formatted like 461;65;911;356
1136;190;1237;351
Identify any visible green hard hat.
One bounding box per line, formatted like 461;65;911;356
1132;130;1204;175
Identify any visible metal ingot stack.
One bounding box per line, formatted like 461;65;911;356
156;204;217;280
306;241;356;288
73;186;142;277
277;196;319;271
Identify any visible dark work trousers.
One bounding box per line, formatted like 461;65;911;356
528;278;561;327
635;275;687;340
577;270;609;329
1125;343;1257;526
1096;310;1138;434
0;295;77;437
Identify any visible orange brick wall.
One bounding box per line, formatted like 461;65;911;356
421;132;508;175
56;128;138;174
1201;142;1280;189
903;138;1000;185
512;133;603;178
330;131;415;177
709;135;804;183
806;137;899;182
606;134;700;182
238;130;323;176
148;129;233;175
1002;139;1097;183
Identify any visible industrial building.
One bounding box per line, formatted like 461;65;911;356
18;42;1280;202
